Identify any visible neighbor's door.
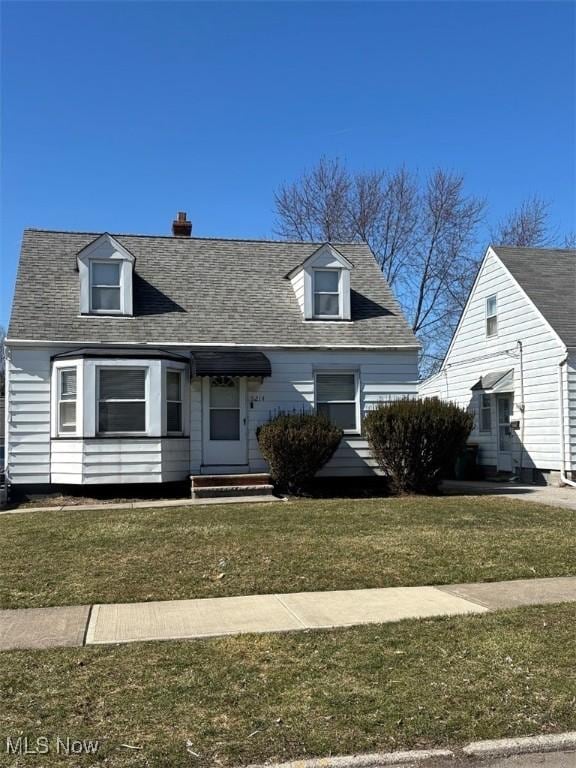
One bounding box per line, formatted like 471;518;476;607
497;395;513;472
202;376;248;466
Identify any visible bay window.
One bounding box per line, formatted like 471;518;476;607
316;372;359;432
58;368;77;434
97;368;147;434
166;369;183;433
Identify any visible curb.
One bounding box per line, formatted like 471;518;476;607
462;731;576;758
243;732;576;768
245;750;454;768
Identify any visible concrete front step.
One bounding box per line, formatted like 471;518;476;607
193;484;275;499
192;473;271;488
190;472;274;499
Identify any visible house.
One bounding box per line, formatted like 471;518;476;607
4;214;419;493
419;245;576;486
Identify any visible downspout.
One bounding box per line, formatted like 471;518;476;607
517;341;525;480
558;352;576;488
3;343;10;485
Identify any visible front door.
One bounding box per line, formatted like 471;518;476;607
497;395;513;472
202;376;248;466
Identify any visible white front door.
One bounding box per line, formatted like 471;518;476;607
202;376;248;466
497;395;513;472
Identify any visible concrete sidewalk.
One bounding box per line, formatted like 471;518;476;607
1;575;575;652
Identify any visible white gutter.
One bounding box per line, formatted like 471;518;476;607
4;338;421;351
558;352;576;488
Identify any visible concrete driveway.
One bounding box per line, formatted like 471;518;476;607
442;480;576;511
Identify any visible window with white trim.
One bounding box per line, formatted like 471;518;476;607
486;295;498;337
313;270;340;317
166;369;183;433
316;372;358;432
98;368;147;433
480;394;492;433
58;368;77;433
91;261;121;313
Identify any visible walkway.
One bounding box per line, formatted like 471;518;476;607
1;575;575;651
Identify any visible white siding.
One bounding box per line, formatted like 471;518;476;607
419;249;567;474
567;353;576;469
6;346;190;485
7;344;418;483
6;348;52;484
244;348;418;476
290;270;305;314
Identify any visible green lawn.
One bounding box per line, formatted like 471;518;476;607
1;604;575;767
0;496;574;609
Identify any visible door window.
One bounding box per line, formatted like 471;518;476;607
498;397;512;452
209;377;240;440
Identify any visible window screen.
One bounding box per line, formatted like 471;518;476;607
98;368;146;433
486;295;498;337
316;373;357;431
91;262;121;312
58;368;77;433
314;270;340;317
166;370;182;433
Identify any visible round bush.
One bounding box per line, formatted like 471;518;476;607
256;412;343;494
363;398;474;494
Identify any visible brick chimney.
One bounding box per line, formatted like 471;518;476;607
172;211;192;237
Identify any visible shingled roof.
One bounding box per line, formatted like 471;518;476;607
8;229;418;347
492;245;576;348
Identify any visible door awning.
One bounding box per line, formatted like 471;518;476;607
191;349;272;377
471;368;514;393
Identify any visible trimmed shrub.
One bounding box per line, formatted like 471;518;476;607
256;412;343;494
363;398;474;494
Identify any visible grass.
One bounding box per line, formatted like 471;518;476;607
1;603;575;767
1;496;575;609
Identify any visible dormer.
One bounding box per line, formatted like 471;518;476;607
287;243;353;321
77;234;135;316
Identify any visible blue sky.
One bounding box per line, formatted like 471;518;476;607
1;1;574;330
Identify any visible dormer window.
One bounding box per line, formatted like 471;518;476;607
91;261;121;312
286;243;353;321
77;233;135;316
313;270;341;317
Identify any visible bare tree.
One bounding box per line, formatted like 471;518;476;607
491;196;552;247
275;160;484;373
400;170;485;372
275;157;353;243
275;158;419;288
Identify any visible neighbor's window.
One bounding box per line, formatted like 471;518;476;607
91;261;121;312
486;295;498;337
58;368;77;433
480;394;492;433
98;368;146;433
316;372;358;431
313;270;340;317
166;369;183;433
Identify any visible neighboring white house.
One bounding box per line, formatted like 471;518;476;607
4;214;420;491
419;245;576;486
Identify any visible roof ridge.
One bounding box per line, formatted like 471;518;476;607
23;228;368;247
492;244;576;255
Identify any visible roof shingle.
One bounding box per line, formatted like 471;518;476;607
8;230;418;348
492;245;576;348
